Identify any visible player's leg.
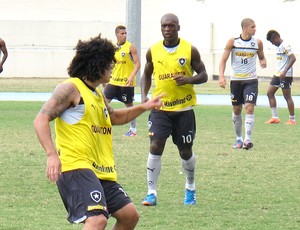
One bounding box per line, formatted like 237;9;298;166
282;78;296;124
243;79;258;150
111;203;139;230
142;110;170;206
265;76;280;124
84;216;107;230
142;139;167;206
232;105;243;148
122;87;137;136
243;103;255;149
124;102;136;136
172;110;196;205
56;169;108;229
103;84;118;103
105;181;139;230
230;81;244;149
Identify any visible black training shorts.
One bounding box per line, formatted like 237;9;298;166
230;79;258;106
57;169;131;223
148;109;196;148
270;76;293;89
104;84;134;104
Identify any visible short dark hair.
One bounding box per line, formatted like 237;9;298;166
67;34;116;82
115;25;126;34
266;30;280;41
241;18;254;29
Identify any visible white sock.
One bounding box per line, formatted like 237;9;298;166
232;113;242;140
289;115;296;121
182;153;196;190
245;114;255;141
271;107;279;118
146;153;161;196
130;119;136;132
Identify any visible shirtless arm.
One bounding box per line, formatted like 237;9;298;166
106;93;163;125
219;38;234;88
126;44;141;86
281;53;296;78
0;39;8;73
257;39;267;69
140;48;154;103
173;46;208;85
34;83;80;182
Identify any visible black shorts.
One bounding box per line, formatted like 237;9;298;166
230;79;258;106
104;84;134;104
270;76;293;89
148;109;196;148
56;169;131;223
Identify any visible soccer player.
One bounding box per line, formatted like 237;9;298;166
104;25;141;136
0;38;8;74
140;13;208;206
219;18;267;150
265;30;296;125
34;34;163;229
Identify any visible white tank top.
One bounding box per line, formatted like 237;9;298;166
275;40;293;77
230;36;259;81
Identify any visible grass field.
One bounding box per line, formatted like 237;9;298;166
1;77;300;95
0;99;299;229
0;78;299;229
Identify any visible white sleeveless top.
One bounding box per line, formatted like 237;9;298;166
275;40;293;77
230;36;259;81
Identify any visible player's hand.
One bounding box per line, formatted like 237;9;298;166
219;76;226;88
173;75;188;86
141;95;149;103
126;77;135;86
46;153;62;183
144;93;165;110
260;59;267;69
279;72;287;79
126;80;133;86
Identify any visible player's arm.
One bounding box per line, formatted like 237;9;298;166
34;83;79;182
140;48;154;103
34;83;77;156
173;46;208;85
108;94;163;125
0;39;8;73
126;44;141;86
257;39;267;69
219;38;234;88
280;53;296;78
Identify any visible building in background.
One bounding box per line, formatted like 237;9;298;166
0;0;299;79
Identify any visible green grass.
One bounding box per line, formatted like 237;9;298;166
0;101;299;229
1;77;300;95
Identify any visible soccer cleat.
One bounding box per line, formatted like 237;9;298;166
265;118;280;124
232;139;243;149
285;120;296;125
142;194;157;206
124;130;137;137
243;140;253;150
184;189;196;205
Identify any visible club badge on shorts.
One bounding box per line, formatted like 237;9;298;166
90;190;102;203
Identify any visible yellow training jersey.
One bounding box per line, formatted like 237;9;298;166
109;41;136;86
55;78;117;181
151;38;196;111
